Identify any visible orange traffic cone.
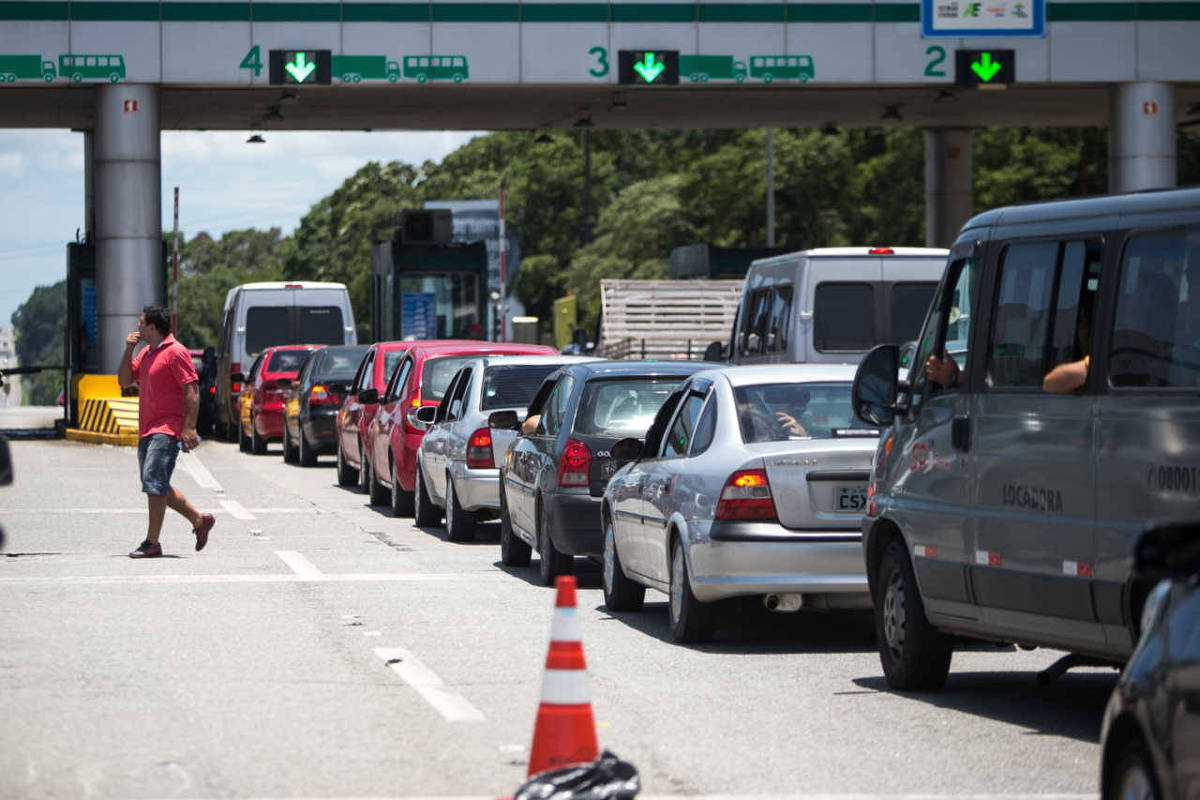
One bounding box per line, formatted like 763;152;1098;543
526;575;599;777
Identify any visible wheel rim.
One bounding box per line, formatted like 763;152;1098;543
882;566;906;659
1117;761;1154;800
670;545;684;625
603;525;616;595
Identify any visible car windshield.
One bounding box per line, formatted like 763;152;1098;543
267;349;311;374
422;355;480;402
575;378;678;436
734;381;878;443
481;364;562;410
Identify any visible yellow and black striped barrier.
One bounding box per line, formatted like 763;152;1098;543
65;375;139;446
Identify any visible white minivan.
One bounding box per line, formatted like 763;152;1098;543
215;281;356;438
722;247;949;365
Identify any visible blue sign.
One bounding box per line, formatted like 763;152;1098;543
922;0;1044;37
401;292;437;340
81;282;97;346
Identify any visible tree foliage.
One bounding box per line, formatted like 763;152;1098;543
10;280;66;404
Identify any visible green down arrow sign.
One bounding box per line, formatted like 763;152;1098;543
970;52;1002;82
633;52;665;83
285;51;316;82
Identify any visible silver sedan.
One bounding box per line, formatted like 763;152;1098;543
414;355;599;541
601;363;879;643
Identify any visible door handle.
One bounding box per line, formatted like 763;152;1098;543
951;416;970;452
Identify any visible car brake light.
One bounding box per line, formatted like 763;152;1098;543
557;439;591;486
284;283;303;288
230;362;242;394
411;395;421;407
466;428;494;469
868;247;895;255
308;384;338;405
208;385;215;395
714;469;777;521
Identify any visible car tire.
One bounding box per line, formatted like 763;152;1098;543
875;537;952;691
668;537;713;643
358;444;371;494
1105;741;1159;800
413;466;440;527
251;415;267;455
389;456;415;516
499;484;531;567
445;477;475;542
238;419;250;452
299;426;317;467
603;517;644;612
336;442;358;487
368;454;389;506
537;497;572;586
283;427;298;464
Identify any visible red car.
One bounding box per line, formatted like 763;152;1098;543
239;344;322;455
364;341;558;515
335;340;417;488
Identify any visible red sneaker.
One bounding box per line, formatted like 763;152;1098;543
194;513;215;552
129;540;162;559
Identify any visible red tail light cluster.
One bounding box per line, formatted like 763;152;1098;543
557;439;591;486
230;361;241;395
466;428;494;469
714;469;777;521
308;384;339;406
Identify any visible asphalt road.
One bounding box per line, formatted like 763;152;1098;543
0;438;1116;799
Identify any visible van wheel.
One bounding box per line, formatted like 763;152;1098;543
298;427;317;467
282;427;298;463
499;485;530;566
413;466;440;526
603;517;644;612
537;497;572;586
669;537;712;643
1105;741;1159;800
875;538;952;690
445;478;475;542
336;443;358;486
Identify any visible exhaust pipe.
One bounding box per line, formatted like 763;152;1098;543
763;593;804;612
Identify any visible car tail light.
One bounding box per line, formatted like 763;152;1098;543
230;362;241;395
466;428;494;469
308;384;338;405
208;385;215;395
714;469;777;521
557;439;591;486
868;247;895;255
411;395;421;407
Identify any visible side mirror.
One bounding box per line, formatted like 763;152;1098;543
703;341;725;363
230;372;245;383
611;437;644;462
0;434;12;486
357;388;379;405
1134;522;1200;581
415;405;437;424
488;410;520;431
852;344;899;427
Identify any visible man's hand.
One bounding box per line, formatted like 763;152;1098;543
776;411;807;435
181;427;200;452
925;354;958;387
125;330;142;348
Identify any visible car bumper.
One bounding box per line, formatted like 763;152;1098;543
302;409;339;453
547;490;603;556
687;520;869;603
255;409;284;439
451;465;501;511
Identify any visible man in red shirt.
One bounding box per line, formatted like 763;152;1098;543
117;304;215;558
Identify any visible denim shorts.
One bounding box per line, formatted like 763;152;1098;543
137;433;179;496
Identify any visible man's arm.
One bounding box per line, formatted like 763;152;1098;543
117;331;141;389
1043;357;1088;394
181;382;200;450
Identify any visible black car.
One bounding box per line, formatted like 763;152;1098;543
191;346;218;438
494;360;708;586
283;344;369;466
1100;522;1200;800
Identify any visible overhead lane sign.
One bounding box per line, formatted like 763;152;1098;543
618;50;679;85
922;0;1044;37
268;50;331;84
955;49;1015;86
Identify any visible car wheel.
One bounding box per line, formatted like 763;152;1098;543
299;426;317;467
413;465;440;527
251;415;267;455
1106;742;1159;800
603;517;644;612
367;454;389;506
358;445;371;494
499;483;531;567
875;538;952;691
445;477;475;542
336;442;358;487
238;419;250;452
283;427;297;463
668;537;713;643
536;497;572;586
389;459;414;516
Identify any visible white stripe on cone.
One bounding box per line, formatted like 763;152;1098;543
540;668;592;705
550;606;582;643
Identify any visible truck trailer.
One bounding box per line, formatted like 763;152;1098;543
0;55;56;82
331;55;401;83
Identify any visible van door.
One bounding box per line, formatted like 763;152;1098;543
1095;228;1200;651
892;249;979;622
807;257;881;364
971;239;1104;650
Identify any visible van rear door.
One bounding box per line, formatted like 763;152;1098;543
292;288;353;345
806;257;880;363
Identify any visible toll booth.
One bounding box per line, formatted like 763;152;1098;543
369;238;489;342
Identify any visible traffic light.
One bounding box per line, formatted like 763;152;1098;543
954;49;1015;87
618;50;680;85
268;50;332;85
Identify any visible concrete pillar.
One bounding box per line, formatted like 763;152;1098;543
94;84;161;370
1110;82;1175;193
924;129;973;248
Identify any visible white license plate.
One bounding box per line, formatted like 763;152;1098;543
835;485;867;512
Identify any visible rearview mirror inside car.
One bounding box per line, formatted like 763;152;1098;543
1134;522;1200;581
851;344;899;427
415;405;437;424
611;437;644;462
357;388;379;405
488;410;520;431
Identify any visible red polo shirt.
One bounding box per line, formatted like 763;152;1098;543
131;333;199;439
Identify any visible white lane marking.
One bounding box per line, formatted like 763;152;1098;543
219;500;255;520
374;647;485;723
0;508;308;515
275;550;323;579
177;451;223;492
0;573;508;587
138;793;1098;800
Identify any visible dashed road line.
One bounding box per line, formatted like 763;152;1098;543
374;647;486;722
275;550;323;579
177;451;223;492
220;499;256;520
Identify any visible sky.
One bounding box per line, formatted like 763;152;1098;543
0;128;482;327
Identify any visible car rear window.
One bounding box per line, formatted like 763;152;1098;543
421;355;479;402
267;349;310;373
245;306;290;355
297;306;344;345
575;378;678;437
382;349;407;383
481;364;561;410
734;381;877;443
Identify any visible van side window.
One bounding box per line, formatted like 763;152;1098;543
739;288;772;355
767;285;793;352
814;282;875;352
909;257;976;408
890;282;938;345
1110;230;1200;388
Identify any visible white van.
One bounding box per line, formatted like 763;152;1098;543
215;281;356;438
723;247;949;365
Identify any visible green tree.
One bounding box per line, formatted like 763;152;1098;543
10;280;66;405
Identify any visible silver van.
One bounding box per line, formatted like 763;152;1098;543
723;247;948;365
216;281;356;438
851;187;1200;691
